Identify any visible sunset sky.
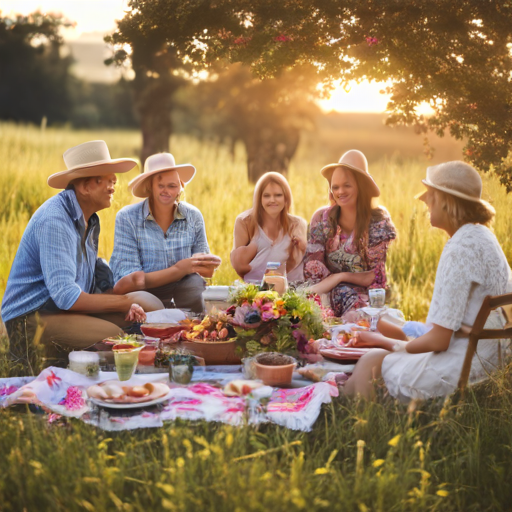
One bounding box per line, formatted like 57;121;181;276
1;0;416;113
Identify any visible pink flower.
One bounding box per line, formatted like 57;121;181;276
234;36;251;45
60;386;85;411
47;413;62;424
0;385;18;396
366;36;379;46
274;34;291;42
261;310;276;322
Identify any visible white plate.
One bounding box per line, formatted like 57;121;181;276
89;391;173;409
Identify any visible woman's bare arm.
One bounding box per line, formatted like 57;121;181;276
308;270;376;295
230;217;257;278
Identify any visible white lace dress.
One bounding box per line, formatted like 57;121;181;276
382;223;512;402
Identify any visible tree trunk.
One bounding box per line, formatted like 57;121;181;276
133;77;174;167
244;126;301;183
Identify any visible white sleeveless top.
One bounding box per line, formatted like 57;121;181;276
244;226;304;283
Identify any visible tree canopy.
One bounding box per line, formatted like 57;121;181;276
110;0;512;189
0;11;74;124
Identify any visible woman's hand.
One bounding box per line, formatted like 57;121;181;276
347;330;406;352
347;330;386;348
290;235;306;252
125;303;146;323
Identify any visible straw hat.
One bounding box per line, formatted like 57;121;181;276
320;149;380;197
417;161;490;206
129;153;196;198
48;140;138;189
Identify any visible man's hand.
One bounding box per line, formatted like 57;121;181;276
125;303;146;323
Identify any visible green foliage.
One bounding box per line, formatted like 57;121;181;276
0;11;74;124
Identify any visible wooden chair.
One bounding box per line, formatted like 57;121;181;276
457;292;512;396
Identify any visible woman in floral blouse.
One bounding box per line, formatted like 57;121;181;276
304;150;396;317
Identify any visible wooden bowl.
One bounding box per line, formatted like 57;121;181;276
180;340;241;365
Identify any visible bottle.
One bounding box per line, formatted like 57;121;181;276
261;261;288;295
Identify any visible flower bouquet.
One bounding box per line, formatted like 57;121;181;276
226;282;325;357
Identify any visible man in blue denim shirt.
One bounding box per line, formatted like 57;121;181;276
110;153;221;312
1;141;163;372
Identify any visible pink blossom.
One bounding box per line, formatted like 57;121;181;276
234;36;251;45
261;310;276;322
0;385;18;396
60;386;85;411
47;413;62;424
366;36;379;46
274;34;291;42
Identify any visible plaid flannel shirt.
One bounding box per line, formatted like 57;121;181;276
1;190;98;322
110;200;210;283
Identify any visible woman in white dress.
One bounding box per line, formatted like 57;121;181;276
231;172;307;283
343;161;512;401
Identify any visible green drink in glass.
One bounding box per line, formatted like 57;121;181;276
113;343;144;381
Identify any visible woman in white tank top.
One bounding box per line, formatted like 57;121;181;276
231;172;307;284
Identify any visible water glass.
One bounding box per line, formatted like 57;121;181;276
369;288;386;308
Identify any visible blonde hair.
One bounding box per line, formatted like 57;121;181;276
434;188;495;231
248;172;293;238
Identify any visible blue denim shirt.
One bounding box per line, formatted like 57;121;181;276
1;190;99;323
110;200;209;283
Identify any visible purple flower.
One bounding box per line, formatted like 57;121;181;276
245;309;262;324
293;329;308;353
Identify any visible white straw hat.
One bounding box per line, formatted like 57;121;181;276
129;153;196;198
320;149;380;197
47;140;138;189
417;161;489;205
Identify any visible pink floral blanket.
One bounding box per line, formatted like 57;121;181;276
0;367;338;432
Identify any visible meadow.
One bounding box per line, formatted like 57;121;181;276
1;121;512;511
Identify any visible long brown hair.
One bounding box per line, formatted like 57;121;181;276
248;172;293;239
327;168;383;253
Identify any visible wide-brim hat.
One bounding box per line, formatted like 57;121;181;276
320;149;380;197
129;153;196;198
416;161;491;208
48;140;138;189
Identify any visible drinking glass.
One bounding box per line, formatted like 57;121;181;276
366;288;386;331
113;344;144;381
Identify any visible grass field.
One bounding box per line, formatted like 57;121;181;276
1;121;512;511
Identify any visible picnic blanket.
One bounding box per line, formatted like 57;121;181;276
0;366;338;432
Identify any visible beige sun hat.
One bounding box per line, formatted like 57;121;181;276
320;149;380;197
129;153;196;198
47;140;138;189
417;161;490;206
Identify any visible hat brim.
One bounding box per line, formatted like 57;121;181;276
48;159;138;189
320;163;380;198
418;179;485;204
129;164;196;198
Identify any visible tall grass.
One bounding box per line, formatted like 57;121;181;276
2;122;512;511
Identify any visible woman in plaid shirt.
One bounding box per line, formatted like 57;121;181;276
111;153;221;313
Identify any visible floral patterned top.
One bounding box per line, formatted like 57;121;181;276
304;205;396;315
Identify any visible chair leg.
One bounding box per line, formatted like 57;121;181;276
457;336;479;397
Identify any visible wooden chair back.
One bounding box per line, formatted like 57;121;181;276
457;292;512;395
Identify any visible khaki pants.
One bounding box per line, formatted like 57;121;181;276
5;291;163;374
